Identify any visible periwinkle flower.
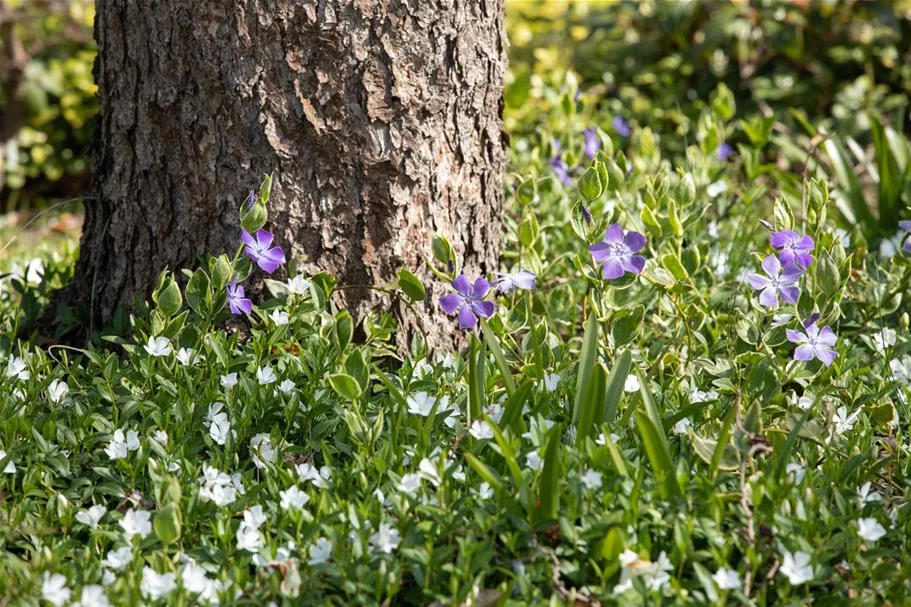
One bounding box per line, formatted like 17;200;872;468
246;191;256;210
581;204;592;224
588;223;647;280
241;228;286;274
584;128;600;159
770;230;815;268
494;270;536;293
716;142;734;162
787;318;837;367
549;139;572;186
747;255;802;307
900;220;911;253
439;275;495;330
227;276;252;315
612;116;631;137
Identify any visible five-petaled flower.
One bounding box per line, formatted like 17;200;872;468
549;139;572;186
770;230;815;268
241;228;286;274
612;116;631;137
227;276;253;315
439;275;495;330
589;223;647;280
494;270;537;294
787;318;837;367
747;254;802;307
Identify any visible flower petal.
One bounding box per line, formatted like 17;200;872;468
797;235;815;251
439;294;463;314
793;344;816;361
451;275;471;297
622;255;646;275
241;229;256;248
471;300;495;319
471;277;491;299
624;231;647;253
589;242;612;262
770;230;796;249
758;286;779;307
457;305;477;330
900;220;911;232
255;228;274;249
760;254;781;278
512;270;537;290
601;258;624;280
785;328;806;344
747;273;770;290
605;223;624;245
780;262;804;283
778;285;800;304
817;325;837;346
816;346;837;367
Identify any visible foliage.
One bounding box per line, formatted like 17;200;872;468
1;2;911;606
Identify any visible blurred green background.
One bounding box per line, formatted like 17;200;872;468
2;0;910;216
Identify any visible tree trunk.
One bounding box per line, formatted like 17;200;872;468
61;0;506;351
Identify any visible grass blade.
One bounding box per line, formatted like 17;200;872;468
537;424;562;522
573;307;601;424
603;349;632;423
574;361;607;447
480;321;516;396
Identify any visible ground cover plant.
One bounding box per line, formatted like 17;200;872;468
3;2;911;607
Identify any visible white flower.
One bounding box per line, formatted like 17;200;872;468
779;550;813;585
522;417;555;441
468;420;494;440
41;572;71;607
789;391;813;410
785;463;805;484
494;270;537;293
5;356;29;381
198;464;245;507
140;567;177;600
287;274;312;295
580;469;603;491
48;379;70;404
713;567;740;590
891;357;911;385
478;482;494;500
249;434;275;469
144;336;172;357
440;396;460;428
595;432;620;446
206;403;232;446
872;328;896;352
75;585;110;607
690;388;717;403
418;458;443;486
280;486;310;510
105;429;140;460
833;406;859;434
75;505;106;529
277;379;295;394
398;473;423;494
256;365;276;385
270;310;289;326
369;522;401;553
525;451;543;471
707;180;728;198
308;537;332;565
0;450;15;474
181;560;218;599
484;402;504;424
856;517;886;543
624;374;640;393
542;373;560;393
120;509;152;539
414;360;434;378
879;230;906;259
614;550;673;594
244;505;267;529
857;481;882;505
220;373;238;389
152;430;168;446
296;462;331;488
101;546;133;570
407;391;437;416
673;417;691;435
236;525;265;552
710;250;729;277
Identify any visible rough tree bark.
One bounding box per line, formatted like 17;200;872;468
60;0;506;350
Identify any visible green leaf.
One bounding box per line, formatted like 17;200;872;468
328;374;362;401
467;337;487;422
480;322;516;396
498;379;533;434
871;116;902;228
241;201;267;232
156;278;182;317
537;425;562;522
575;362;607;447
397;268;426;302
691;431;740;471
635;411;681;500
611;306;644;348
710;405;738;476
579;165;604;201
518;214;540;247
603;349;632;423
823;138;875;229
464;453;504;492
517;177;536;205
816;250;840;296
185;269;209;313
573;308;601;424
212;255;233;288
662;253;689;280
153;503;181;545
333;311;353;351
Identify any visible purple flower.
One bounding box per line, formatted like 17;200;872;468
787;319;837;367
612;116;631;137
716;142;734;162
588;223;647;280
584;128;600;159
494;270;537;294
227;276;252;315
747;255;802;307
246;190;256;210
581;204;592;224
549;139;572;186
439;275;496;330
770;230;815;268
900;220;911;253
242;228;286;274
